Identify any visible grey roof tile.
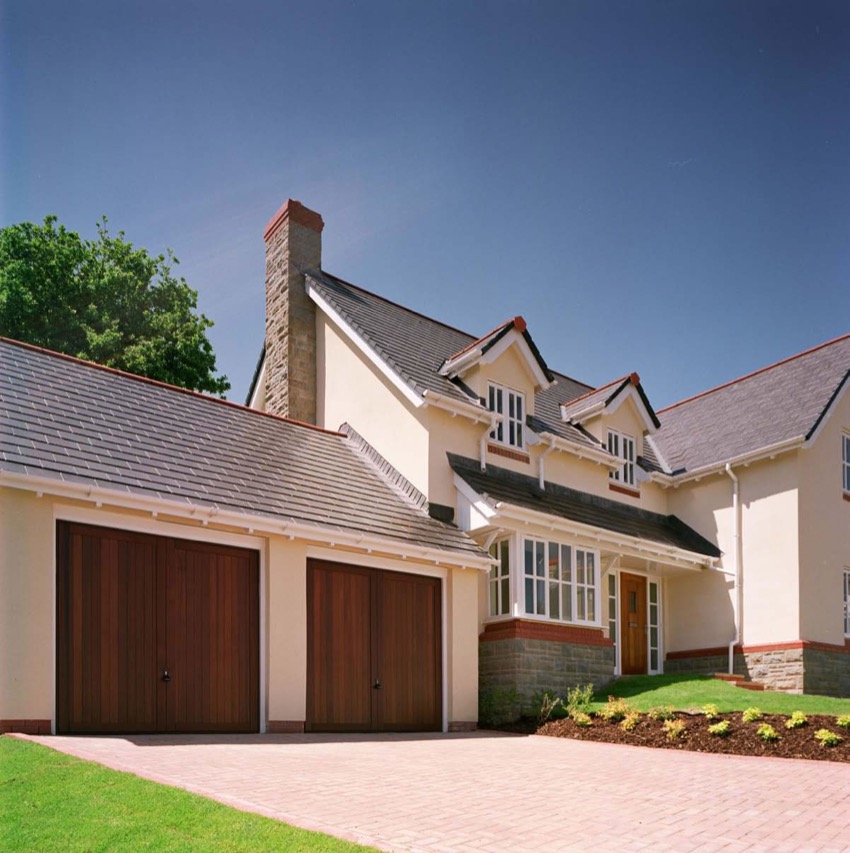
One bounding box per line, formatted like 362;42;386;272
0;339;483;558
449;453;720;558
654;335;850;473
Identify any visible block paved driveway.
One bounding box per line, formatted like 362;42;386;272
20;731;850;852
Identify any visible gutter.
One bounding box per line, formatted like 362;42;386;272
537;431;621;469
725;463;743;674
648;435;806;487
422;389;494;425
0;470;494;572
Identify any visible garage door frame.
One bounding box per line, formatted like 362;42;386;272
52;507;266;735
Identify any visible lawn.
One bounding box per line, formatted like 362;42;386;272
596;674;850;714
0;737;374;852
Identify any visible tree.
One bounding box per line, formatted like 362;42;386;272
0;216;230;394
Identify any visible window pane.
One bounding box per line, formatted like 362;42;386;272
536;542;545;577
508;394;515;419
586;551;595;582
562;584;572;621
536;580;546;615
549;583;560;620
500;541;510;575
651;649;658;671
496;388;503;413
501;577;510;615
489;580;498;616
524;540;533;575
649;583;658;604
548;542;559;578
577;587;585;621
561;545;572;582
525;578;534;614
517;395;523;420
650;626;658;649
576;550;585;585
516;423;523;447
509;421;516;445
608;574;616;595
587;587;596;621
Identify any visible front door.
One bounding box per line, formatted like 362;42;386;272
620;573;648;675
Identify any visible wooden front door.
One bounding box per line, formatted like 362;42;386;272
620;573;648;675
57;522;259;734
307;560;442;732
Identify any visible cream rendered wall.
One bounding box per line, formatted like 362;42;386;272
317;312;430;496
665;476;735;651
447;566;481;722
798;389;850;645
427;406;482;508
0;487;54;721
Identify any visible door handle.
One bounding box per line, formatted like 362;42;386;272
162;670;171;683
373;679;382;690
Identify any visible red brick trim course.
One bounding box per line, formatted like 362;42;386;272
487;444;531;464
1;719;52;734
480;618;612;647
666;638;850;659
609;483;640;498
267;720;306;734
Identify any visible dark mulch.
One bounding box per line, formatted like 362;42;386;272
496;713;850;762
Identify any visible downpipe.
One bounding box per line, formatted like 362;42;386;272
725;463;742;674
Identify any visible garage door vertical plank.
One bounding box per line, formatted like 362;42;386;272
55;523;70;733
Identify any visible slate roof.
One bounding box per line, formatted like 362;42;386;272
449;454;720;558
654;334;850;474
305;271;605;452
0;338;484;558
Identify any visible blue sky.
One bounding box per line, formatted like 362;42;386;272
3;0;848;406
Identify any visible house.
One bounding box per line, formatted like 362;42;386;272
1;200;848;738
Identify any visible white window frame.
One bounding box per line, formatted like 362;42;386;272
608;429;636;487
488;539;511;617
843;434;850;495
522;537;600;627
844;569;850;637
488;383;525;450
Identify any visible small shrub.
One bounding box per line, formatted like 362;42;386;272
621;710;641;732
478;687;521;727
785;711;808;730
647;705;675;721
702;703;720;720
598;697;634;723
814;728;842;748
757;723;779;742
662;718;686;740
708;720;731;737
536;692;563;725
836;714;850;729
741;707;763;723
565;683;594;717
571;711;593;727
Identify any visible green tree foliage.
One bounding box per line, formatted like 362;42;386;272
0;216;229;394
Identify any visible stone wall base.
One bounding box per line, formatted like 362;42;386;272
666;643;850;697
480;624;615;718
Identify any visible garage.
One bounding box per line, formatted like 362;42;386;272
306;560;442;732
56;522;259;734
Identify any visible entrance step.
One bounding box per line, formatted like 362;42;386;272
713;672;767;691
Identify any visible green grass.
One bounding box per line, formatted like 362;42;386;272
0;737;374;852
595;674;850;715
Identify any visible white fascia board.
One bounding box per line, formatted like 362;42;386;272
494;501;717;570
804;373;850;447
537;431;621;469
306;281;425;410
653;436;807;487
453;473;498;519
644;434;672;475
0;470;492;571
478;330;554;390
422;389;494;424
247;359;266;410
560;399;605;423
606;385;659;434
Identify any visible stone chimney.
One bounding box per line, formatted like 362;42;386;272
263;199;323;422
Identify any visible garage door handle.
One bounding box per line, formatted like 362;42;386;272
162;670;171;683
373;679;382;690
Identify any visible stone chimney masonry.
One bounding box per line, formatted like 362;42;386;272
263;199;323;423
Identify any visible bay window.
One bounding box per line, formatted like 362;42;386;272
488;540;511;617
523;537;599;625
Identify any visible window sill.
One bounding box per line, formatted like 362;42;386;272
609;482;640;499
480;618;612;647
488;443;530;464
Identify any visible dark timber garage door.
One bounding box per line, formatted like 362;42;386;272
56;522;259;734
306;560;442;732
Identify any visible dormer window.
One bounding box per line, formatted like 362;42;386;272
488;383;525;449
608;429;635;487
